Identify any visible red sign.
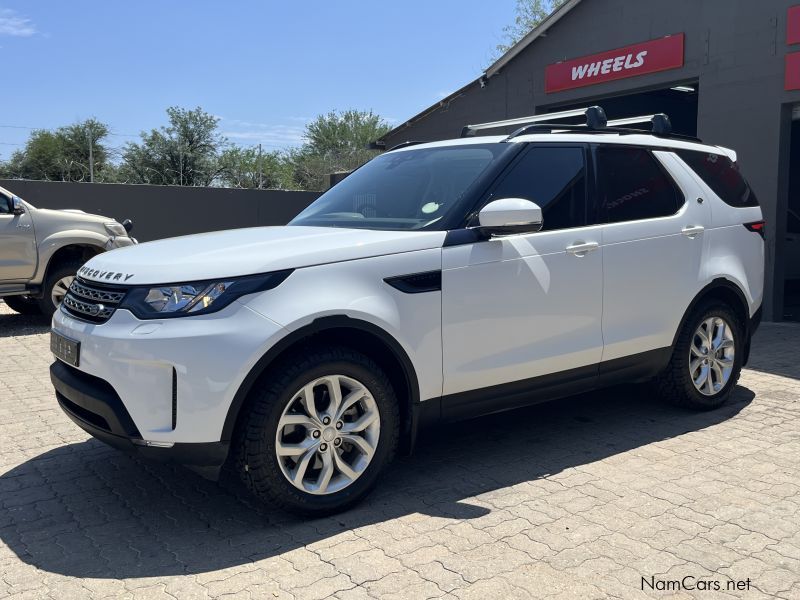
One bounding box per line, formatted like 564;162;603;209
545;34;685;93
789;5;800;45
787;51;800;90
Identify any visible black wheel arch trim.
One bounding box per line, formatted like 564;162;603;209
221;315;421;444
672;278;755;362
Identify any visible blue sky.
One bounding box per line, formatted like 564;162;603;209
0;1;516;159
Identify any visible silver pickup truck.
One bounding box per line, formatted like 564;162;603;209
0;185;135;317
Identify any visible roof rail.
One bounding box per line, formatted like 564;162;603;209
460;106;607;138
386;140;427;151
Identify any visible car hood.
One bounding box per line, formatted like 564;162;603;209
79;226;446;285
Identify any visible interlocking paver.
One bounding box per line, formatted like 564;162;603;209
1;301;799;598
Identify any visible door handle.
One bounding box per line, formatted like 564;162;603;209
682;225;705;238
16;223;31;229
566;241;599;256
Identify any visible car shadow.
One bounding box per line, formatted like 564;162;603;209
0;382;754;579
0;307;50;338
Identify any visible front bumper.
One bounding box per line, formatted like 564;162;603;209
51;299;288;446
51;359;229;467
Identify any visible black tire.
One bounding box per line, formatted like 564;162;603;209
234;345;400;516
656;301;745;410
3;295;43;316
38;259;83;317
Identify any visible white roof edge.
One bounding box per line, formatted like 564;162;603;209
485;0;583;78
715;146;737;162
388;132;734;156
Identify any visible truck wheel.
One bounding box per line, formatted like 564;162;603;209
656;301;744;410
38;259;82;317
3;295;43;316
235;345;400;516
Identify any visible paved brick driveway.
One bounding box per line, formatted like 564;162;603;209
1;301;799;599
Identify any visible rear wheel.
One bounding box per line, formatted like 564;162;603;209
235;345;399;516
3;295;43;316
38;259;82;317
656;302;744;410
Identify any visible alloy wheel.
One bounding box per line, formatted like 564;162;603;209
275;374;380;495
689;316;735;396
51;276;75;308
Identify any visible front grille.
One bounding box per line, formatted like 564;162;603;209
69;279;126;304
61;277;128;324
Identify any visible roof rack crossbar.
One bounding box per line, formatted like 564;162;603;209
461;105;607;137
462;107;695;142
503;111;683;141
607;113;672;135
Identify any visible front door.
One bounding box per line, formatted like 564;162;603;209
441;145;604;412
0;193;37;282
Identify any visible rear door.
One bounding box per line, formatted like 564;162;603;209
595;144;710;362
441;144;604;408
0;192;37;282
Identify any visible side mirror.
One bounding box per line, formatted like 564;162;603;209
473;198;543;237
122;219;134;234
11;196;25;216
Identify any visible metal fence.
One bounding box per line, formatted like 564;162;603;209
0;180;321;243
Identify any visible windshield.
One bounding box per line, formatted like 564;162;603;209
289;144;505;231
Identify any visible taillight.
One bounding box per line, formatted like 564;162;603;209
744;220;765;239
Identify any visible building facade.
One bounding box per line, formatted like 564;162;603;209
380;0;800;321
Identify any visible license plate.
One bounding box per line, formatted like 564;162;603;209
51;331;80;367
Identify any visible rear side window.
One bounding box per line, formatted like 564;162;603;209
487;146;587;231
595;146;683;223
676;150;759;208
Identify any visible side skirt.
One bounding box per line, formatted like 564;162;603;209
412;347;672;430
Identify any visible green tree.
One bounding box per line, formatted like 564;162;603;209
288;109;391;191
217;146;294;189
1;119;111;182
495;0;567;58
119;106;224;186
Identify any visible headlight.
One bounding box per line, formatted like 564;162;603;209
105;222;128;237
118;270;292;319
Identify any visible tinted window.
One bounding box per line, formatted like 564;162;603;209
676;150;759;208
596;146;683;223
788;210;800;235
487;146;587;231
0;193;10;215
290;144;506;231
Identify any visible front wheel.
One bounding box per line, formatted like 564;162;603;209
235;346;399;516
3;295;43;316
656;302;744;410
38;260;82;318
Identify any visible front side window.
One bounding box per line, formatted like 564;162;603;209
596;146;683;223
290;144;507;231
485;146;588;231
0;193;11;215
676;149;759;208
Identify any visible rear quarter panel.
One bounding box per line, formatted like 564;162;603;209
670;153;764;315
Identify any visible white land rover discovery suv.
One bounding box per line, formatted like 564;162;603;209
50;107;764;515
